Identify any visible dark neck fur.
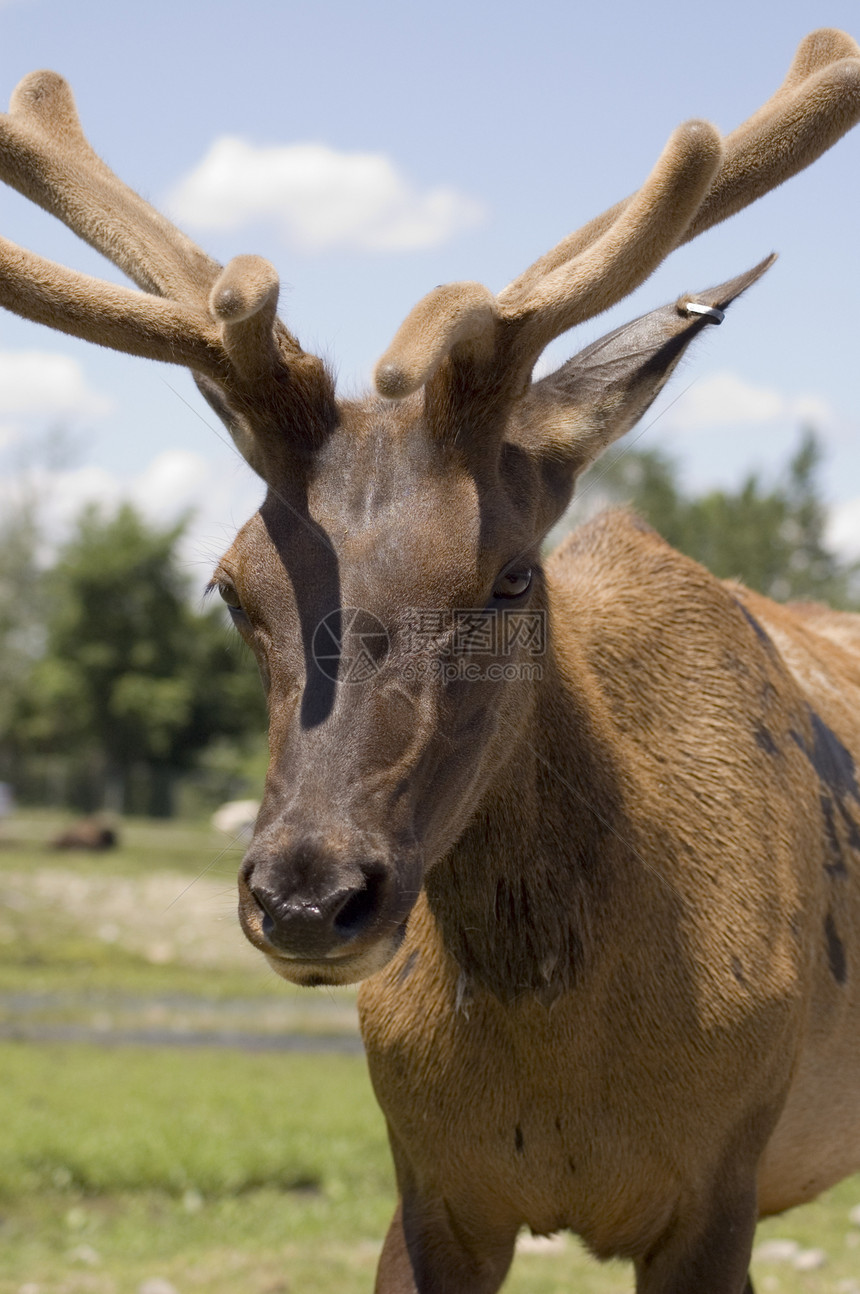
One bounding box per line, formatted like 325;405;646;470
424;653;625;1003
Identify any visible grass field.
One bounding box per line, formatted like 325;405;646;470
1;812;859;1293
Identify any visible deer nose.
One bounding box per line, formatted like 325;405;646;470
246;861;386;960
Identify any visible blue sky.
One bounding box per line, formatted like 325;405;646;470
1;0;859;575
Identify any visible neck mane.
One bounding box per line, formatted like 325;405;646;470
424;648;628;1003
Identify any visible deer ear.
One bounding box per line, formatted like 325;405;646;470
521;255;775;480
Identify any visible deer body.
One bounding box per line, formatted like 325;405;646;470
358;512;860;1288
2;30;860;1292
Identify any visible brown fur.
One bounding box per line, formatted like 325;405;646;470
1;32;860;1294
50;819;117;851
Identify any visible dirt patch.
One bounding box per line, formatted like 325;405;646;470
2;867;259;971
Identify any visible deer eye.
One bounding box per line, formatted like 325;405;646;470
492;567;532;600
217;580;243;611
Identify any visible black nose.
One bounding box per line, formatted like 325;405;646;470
247;861;386;959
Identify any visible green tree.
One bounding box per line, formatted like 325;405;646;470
570;429;858;608
0;494;45;748
9;503;266;816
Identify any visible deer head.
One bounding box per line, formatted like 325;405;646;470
1;31;859;986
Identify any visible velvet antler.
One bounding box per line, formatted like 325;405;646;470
374;29;860;404
0;71;335;475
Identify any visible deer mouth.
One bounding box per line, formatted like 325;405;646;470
237;838;419;986
262;922;409;987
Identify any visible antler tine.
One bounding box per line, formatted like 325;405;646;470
375;283;501;400
375;120;723;399
498;120;723;360
498;29;860;309
0;69;308;390
685;30;860;240
375;29;860;404
0;233;223;374
0;72;217;302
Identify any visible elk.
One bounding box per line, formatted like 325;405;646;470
1;29;860;1294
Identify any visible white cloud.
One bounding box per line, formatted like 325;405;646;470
826;497;860;561
0;351;113;423
168;137;485;252
665;370;835;434
128;450;211;524
0;448;264;580
47;465;123;531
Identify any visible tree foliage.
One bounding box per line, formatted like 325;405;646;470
3;503;266;815
0;493;45;742
570;429;859;608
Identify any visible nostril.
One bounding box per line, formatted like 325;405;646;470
249;883;306;944
333;867;386;939
249;883;278;923
243;860;389;957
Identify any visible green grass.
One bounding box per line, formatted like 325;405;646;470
0;810;359;1018
1;1040;859;1293
0;1043;389;1200
0;1042;394;1294
2;813;860;1292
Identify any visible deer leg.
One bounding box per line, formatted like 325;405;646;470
633;1184;758;1294
374;1196;517;1294
375;1127;518;1294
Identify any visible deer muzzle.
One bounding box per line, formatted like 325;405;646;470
237;830;421;985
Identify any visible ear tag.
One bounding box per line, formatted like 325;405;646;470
682;301;725;324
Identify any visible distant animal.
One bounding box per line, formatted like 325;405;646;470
50;820;117;851
1;30;860;1292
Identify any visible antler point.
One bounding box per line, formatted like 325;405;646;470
375;362;414;400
